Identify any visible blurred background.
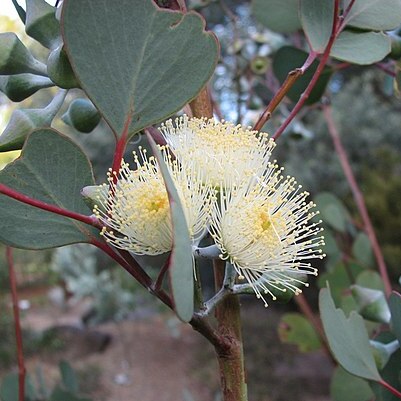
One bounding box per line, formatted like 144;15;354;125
0;1;400;400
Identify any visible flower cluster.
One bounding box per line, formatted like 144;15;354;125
96;115;325;306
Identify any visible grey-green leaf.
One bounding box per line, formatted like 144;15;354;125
146;133;194;322
352;232;374;268
62;0;219;138
314;192;349;232
330;367;373;401
25;0;61;49
251;0;301;33
389;292;401;347
331;31;391;65
59;361;79;393
343;0;401;31
319;287;382;381
300;0;335;53
0;129;98;249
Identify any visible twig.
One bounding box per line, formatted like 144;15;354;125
91;238;173;308
153;256;171;291
379;380;401;399
375;62;396;78
323;104;391;296
253;67;307;132
272;0;341;140
193;244;221;259
6;247;26;401
0;183;101;228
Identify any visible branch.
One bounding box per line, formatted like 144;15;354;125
91;238;173;308
322;105;392;296
379;380;401;399
253;54;317;132
272;0;341;140
0;183;101;228
6;247;26;401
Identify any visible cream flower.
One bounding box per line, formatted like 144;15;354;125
209;162;325;307
160;115;275;188
94;146;215;255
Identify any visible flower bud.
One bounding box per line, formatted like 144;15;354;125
47;45;79;89
0;32;47;76
0;74;54;102
62;98;100;133
351;285;390;324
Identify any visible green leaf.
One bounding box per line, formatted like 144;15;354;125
0;32;47;76
330;366;373;401
343;0;401;31
314;192;349;232
300;0;334;53
146;134;194;322
0;74;54;102
389;292;401;347
370;349;401;401
331;31;391;65
0;129;98;249
59;361;79;394
0;373;37;401
50;387;91;401
0;90;67;152
251;0;301;33
272;46;332;104
356;270;385;292
62;0;219;138
318;262;364;305
25;0;61;49
319;287;382;381
278;312;321;352
352;233;374;268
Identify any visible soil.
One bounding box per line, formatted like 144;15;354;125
2;293;333;401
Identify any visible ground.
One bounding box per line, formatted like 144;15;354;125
2;292;333;401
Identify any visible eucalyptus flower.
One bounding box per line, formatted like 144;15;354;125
95;146;215;255
160;115;275;188
209;161;325;307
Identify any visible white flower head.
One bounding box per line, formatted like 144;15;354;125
160;115;275;188
210;161;325;307
94;146;215;255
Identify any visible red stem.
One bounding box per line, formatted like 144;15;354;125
153;255;171;291
6;247;26;401
376;62;396;78
379;380;401;399
110;114;133;180
90;238;173;308
323;105;392;296
0;183;101;228
273;0;340;140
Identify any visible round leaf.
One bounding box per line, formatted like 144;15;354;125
278;312;321;352
319;287;382;382
251;0;301;33
0;129;98;249
352;233;374;268
343;0;401;31
331;31;391;65
62;0;219;138
330;366;373;401
300;0;334;53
